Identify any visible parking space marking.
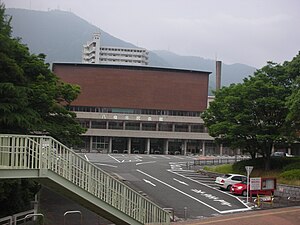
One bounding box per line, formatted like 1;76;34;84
168;170;251;209
94;163;118;168
108;154;121;163
137;169;251;214
136;161;156;166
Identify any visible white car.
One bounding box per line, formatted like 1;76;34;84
215;174;247;190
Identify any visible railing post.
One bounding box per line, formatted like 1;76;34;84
64;210;82;225
25;213;44;225
87;164;92;193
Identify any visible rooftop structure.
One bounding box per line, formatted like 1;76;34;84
82;33;149;65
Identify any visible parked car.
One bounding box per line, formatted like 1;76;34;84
215;174;246;190
271;152;294;157
230;180;249;196
230;180;274;196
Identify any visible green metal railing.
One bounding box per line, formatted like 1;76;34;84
0;134;170;225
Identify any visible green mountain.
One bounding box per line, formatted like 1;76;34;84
6;8;256;90
153;50;257;87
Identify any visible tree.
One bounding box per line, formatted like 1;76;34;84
0;4;85;146
202;54;300;170
285;54;300;140
0;4;86;216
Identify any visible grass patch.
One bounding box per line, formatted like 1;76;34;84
203;164;235;174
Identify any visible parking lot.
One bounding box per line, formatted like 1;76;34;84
84;154;252;220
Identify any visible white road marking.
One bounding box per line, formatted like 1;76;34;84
160;155;170;159
174;156;186;160
148;156;157;159
134;157;142;162
84;154;89;161
95;163;118;168
143;179;156;186
173;178;189;186
136;161;156;166
137;169;251;214
108;154;121;163
168;170;251;210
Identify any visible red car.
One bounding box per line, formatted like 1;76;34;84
230;181;249;196
230;181;274;196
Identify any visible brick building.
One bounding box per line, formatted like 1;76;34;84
53;63;218;155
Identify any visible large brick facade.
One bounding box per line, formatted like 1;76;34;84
53;63;210;112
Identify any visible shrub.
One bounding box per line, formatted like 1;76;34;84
279;169;300;180
283;162;300;172
232;157;300;173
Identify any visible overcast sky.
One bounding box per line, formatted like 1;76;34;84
2;0;300;68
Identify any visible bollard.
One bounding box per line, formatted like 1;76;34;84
184;207;188;220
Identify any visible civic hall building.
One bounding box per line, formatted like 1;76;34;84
53;63;218;155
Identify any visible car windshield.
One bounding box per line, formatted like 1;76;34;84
223;174;231;178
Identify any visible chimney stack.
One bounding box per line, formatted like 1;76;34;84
216;60;222;90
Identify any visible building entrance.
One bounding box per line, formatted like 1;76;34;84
150;139;164;154
131;138;146;154
112;137;127;153
168;140;183;155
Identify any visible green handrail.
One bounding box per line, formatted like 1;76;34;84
0;134;170;225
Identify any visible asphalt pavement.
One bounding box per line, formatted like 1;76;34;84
85;154;251;220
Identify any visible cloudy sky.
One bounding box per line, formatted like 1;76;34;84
2;0;300;68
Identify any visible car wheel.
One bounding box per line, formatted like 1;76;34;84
242;190;247;196
227;185;232;191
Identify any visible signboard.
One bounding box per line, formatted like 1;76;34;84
250;177;261;191
245;166;253;174
262;178;276;190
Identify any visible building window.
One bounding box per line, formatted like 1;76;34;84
191;124;204;133
108;121;123;130
91;121;106;129
158;123;173;131
92;137;109;151
125;122;140;130
175;124;189;132
142;122;156;131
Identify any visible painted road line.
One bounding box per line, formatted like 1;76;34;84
95;163;118;168
173;178;189;186
137;169;252;214
108;154;121;163
143;179;156;186
136;161;156;166
84;154;89;161
168;169;251;210
137;170;227;214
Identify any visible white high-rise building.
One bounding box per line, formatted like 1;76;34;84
82;33;149;65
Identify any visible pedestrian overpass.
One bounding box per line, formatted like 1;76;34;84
0;134;170;225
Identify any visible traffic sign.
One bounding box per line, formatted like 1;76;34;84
245;166;253;174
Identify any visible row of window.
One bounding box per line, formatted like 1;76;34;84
79;120;205;133
100;53;148;59
99;59;147;64
100;47;148;53
69;106;201;117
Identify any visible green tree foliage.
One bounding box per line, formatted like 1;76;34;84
202;53;300;170
0;4;86;216
0;4;85;146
